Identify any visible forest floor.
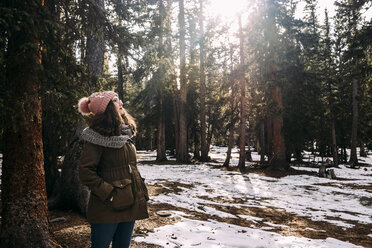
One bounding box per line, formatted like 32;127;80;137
49;147;372;248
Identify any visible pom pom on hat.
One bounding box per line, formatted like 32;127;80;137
78;91;118;115
78;97;91;115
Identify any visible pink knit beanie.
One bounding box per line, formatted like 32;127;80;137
78;91;118;115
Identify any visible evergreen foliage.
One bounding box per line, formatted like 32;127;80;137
1;0;370;165
0;0;371;211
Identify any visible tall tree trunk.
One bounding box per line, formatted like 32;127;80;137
156;95;167;162
207;118;214;152
85;0;105;78
193;129;201;160
246;137;253;162
42;0;62;199
199;0;208;162
150;129;153;151
349;79;358;167
360;142;366;157
43;120;59;198
271;86;288;169
324;9;338;167
327;77;338;166
223;124;235;168
79;0;86;62
266;116;273;162
266;1;287;170
172;93;180;156
188;7;200;161
117;54;124;101
342;146;347;163
1;1;60;246
331;119;339;166
238;14;246;170
156;0;167;162
224;83;237;167
224;46;237;168
260;119;266;163
177;0;188;162
294;147;303;162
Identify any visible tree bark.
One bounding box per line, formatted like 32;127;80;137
349;79;358;167
327;78;338;166
1;1;60;246
294;147;303;162
206;115;215;154
266;1;287;170
223;124;235;168
172;93;180;156
246;138;253;162
271;86;288;169
260;120;266;163
85;0;105;78
187;7;199;161
199;0;208;162
79;0;86;62
156;95;167;162
43;121;60;198
224;83;237;167
360;142;366;157
266;116;273;161
324;10;338;167
331;119;339;166
177;0;189;163
193;129;201;160
238;14;246;170
42;0;62;199
155;1;167;162
117;54;124;101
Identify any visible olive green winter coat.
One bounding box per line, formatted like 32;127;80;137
79;127;149;224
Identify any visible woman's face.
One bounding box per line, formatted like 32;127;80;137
112;96;124;115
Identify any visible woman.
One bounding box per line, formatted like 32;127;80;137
78;91;149;248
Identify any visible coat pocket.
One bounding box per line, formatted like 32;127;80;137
111;179;134;210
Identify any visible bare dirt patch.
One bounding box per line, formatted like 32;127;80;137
209;164;319;178
314;182;372;191
49;185;177;248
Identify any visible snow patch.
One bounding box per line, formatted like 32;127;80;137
134;217;363;248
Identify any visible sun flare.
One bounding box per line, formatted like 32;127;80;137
207;0;250;18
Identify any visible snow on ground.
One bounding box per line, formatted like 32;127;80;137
136;215;362;248
135;148;372;248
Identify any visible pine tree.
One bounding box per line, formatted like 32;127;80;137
238;13;247;170
177;0;189;162
85;0;105;80
334;0;367;167
321;9;339;166
0;1;60;246
199;0;208;162
224;45;240;167
266;0;287;169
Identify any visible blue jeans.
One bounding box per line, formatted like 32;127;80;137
91;221;135;248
